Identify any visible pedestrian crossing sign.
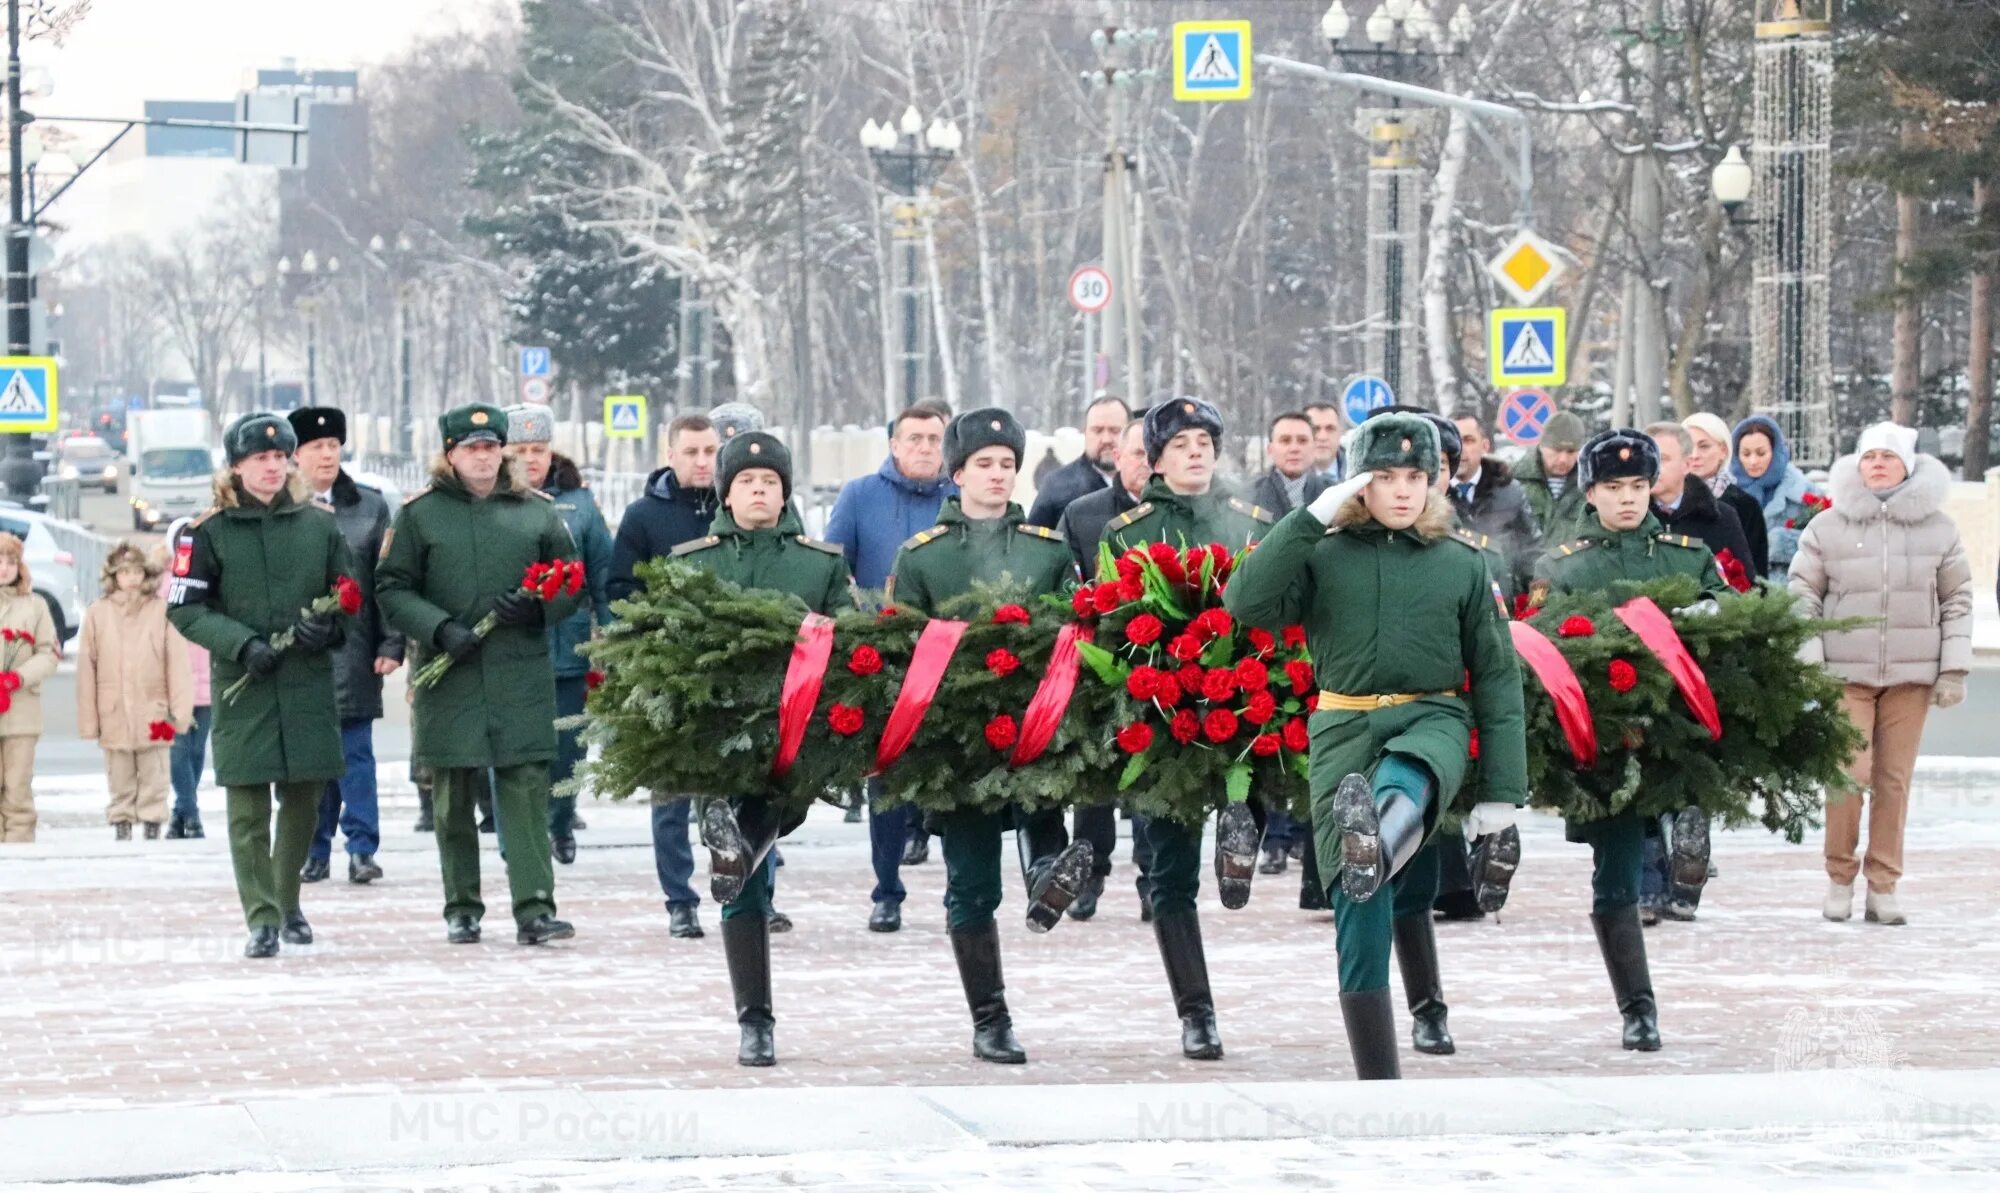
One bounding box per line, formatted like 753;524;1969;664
1489;308;1567;388
1173;20;1253;102
0;356;57;434
603;395;647;440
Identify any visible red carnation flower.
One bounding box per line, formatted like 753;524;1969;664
585;670;606;692
0;671;20;694
1608;658;1639;693
1244;688;1278;726
1234;657;1270;690
1715;549;1753;594
1196;608;1233;640
1092;584;1124;614
1282;717;1310;753
1285;659;1315;696
1126;665;1165;702
1282;625;1307;649
1115;555;1144;582
847;645;884;677
1250;732;1281;757
336;575;363;616
1118;575;1144;602
1071;587;1096;618
984;714;1019;751
1467;728;1481;760
1169;708;1200;744
992;604;1030;625
538;569;565;601
1152;680;1185;708
1124;613;1164;647
1208;542;1233;574
985;648;1021;678
564;560;586;597
1558;615;1596;638
523;562;549;587
1512;593;1533;621
1183;545;1208;577
1116;721;1154;754
827;703;866;736
0;628;13;641
1201;668;1238;704
879;606;902;618
1202;708;1240;743
1147;541;1178;567
1247;627;1277;659
1167;634;1205;663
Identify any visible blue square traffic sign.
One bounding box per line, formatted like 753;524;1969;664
0;357;58;434
1173;20;1253;102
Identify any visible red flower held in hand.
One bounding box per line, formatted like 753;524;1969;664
1608;659;1639;693
1126;665;1165;702
1715;549;1753;594
1247;627;1276;659
984;714;1019;751
1183;545;1208;577
147;720;176;743
335;575;363;616
1282;625;1307;650
1250;732;1281;757
1283;717;1310;753
1118;575;1144;602
1167;634;1205;663
1285;659;1314;696
564;560;587;597
1558;615;1596;638
847;645;884;677
1468;728;1480;760
827;703;866;736
1124;613;1164;646
985;648;1021;678
585;670;606;692
1092;584;1124;614
0;628;13;641
1116;722;1154;754
1115;555;1144;582
1244;689;1278;726
1201;669;1237;704
992;604;1031;625
1202;708;1240;743
1234;657;1269;690
1147;541;1179;568
1208;542;1234;574
0;671;20;694
1169;708;1200;744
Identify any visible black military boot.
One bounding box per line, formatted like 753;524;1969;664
1339;988;1403;1080
185;816;206;840
1213;802;1265;910
517;915;576;945
164;816;187;840
348;854;383;884
280;911;313;946
1258;844;1288;875
1392;914;1455;1056
244;926;280;959
446;914;481;944
1069;873;1103;921
1299;844;1330;911
950;920;1027;1064
901;829;930;866
1018;813;1093;933
1152;912;1223;1060
413;789;435;833
701;798;780;905
721;914;776;1067
299;856;330;884
1332;767;1429;903
1591;906;1662;1051
1469;824;1521;914
551;834;577;865
1667;807;1710;919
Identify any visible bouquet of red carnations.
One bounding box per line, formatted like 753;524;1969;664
222;575;364;704
412;560;584;690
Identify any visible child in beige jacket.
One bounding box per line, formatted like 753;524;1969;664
0;533;59;842
78;542;193;839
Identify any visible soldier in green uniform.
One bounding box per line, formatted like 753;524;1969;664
376;403;582;948
1531;428;1726;1053
1513;409;1591;551
885;408;1089;1065
1225;412;1528;1080
1100;397;1272;1061
681;431;855;1067
167;413;354;958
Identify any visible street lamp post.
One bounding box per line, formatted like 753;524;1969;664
1321;2;1471;404
861;107;961;421
279;250;338;407
1084;23;1158;406
3;0;41;500
370;233;417;456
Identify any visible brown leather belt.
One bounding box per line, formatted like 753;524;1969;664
1316;689;1458;712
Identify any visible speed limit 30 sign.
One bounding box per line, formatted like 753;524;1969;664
1068;265;1113;314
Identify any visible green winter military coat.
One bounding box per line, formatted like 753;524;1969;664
1225;495;1529;882
1533;513;1726;606
1513;450;1589;549
167;474;356;787
1097;478;1274;575
376;461;582;770
886;498;1077;617
671;506;856;617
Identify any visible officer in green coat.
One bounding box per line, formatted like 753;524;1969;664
681;431;856;1068
1099;397;1272;1062
1513;409;1591;554
885;408;1087;1065
1531;428;1726;1055
1225;412;1528;1080
168;413;355;958
376;403;582;948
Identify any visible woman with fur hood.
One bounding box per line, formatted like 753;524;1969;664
1789;422;1972;927
78;541;193;839
0;532;58;842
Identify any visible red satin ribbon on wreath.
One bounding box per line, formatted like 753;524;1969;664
1009;623;1090;768
1509;620;1598;768
1614;597;1723;742
770;613;837;780
871;618;968;774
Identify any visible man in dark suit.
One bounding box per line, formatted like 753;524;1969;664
1247;411;1333;517
1027;395;1130;529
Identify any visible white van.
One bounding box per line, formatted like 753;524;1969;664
128;410;216;532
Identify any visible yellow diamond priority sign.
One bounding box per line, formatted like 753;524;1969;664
1486;229;1565;306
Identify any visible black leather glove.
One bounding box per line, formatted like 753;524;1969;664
434;620;483;662
492;590;546;628
291;613;343;654
239;638;280;680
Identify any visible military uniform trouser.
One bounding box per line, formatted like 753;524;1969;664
1573;809;1646;914
719;796;797;923
1329;754;1440;992
434;764;557;927
226;782;320;931
934;805;1067;931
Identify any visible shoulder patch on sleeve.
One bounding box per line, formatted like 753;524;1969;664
900;525;948;552
188;506;220;529
1108;502;1154;531
796;535;845;556
1228;497;1276;525
1657;533;1700;550
669;535;721;558
1016;523;1060;541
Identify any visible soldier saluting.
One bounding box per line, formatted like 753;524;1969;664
167;413;355;959
681;431;855;1068
886;408;1089;1065
376;403;582;947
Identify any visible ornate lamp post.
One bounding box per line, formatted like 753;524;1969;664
861;107;961;419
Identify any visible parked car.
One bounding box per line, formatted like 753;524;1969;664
0;507;82;644
57;435;122;494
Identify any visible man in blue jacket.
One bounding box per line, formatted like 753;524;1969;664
823;404;956;932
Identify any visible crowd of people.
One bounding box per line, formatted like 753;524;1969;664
0;388;1975;1081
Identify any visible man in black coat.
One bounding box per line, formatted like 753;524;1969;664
289;408;404;888
1246;411;1333;517
1026;394;1130;529
1450;414;1541;593
1647;421;1753;589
